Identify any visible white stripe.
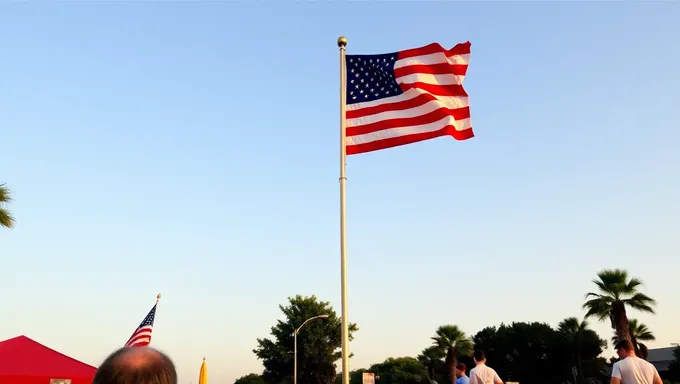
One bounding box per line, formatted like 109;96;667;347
347;90;416;111
394;52;469;70
347;96;468;128
396;72;465;86
347;115;472;146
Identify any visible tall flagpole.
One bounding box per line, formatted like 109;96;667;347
337;36;350;384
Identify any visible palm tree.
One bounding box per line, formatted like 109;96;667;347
418;346;445;383
432;325;473;384
558;317;593;384
0;183;14;229
582;269;656;353
611;319;655;360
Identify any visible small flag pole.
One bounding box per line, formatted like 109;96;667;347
337;36;350;384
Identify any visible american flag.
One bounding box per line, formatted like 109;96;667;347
124;303;157;347
345;42;473;155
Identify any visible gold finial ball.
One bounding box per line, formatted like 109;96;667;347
157;293;161;299
337;36;347;48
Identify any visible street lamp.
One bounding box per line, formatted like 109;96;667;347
294;314;329;384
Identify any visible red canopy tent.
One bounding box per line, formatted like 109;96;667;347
0;336;96;384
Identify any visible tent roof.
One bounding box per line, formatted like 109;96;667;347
0;335;97;377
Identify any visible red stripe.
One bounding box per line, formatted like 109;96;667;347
126;334;151;347
347;106;470;136
401;83;468;97
394;63;468;78
125;327;152;347
346;126;474;155
397;42;471;61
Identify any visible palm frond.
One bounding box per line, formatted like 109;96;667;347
628;319;655;341
583;298;614;321
0;183;12;203
624;278;644;293
0;209;14;229
624;293;657;314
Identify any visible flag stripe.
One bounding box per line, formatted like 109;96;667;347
393;63;468;78
346;123;474;155
347;100;470;136
348;114;472;145
347;92;468;121
396;42;471;62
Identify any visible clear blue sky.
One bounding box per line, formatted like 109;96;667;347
1;2;679;383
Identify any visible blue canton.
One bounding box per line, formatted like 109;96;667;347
138;305;157;327
345;52;403;105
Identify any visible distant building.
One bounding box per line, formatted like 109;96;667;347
647;347;676;376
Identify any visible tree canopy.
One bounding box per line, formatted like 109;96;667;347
366;357;430;384
583;268;656;351
253;295;358;384
235;374;266;384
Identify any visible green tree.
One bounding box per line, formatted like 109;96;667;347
431;325;473;384
253;295;358;384
235;374;266;384
417;346;445;383
557;317;606;383
368;357;430;384
610;319;655;360
472;322;568;384
0;183;14;229
668;346;680;382
583;269;656;358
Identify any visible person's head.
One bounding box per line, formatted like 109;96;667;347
93;347;177;384
614;339;636;359
455;363;467;378
473;350;486;365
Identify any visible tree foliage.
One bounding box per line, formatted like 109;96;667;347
367;357;430;384
253;295;358;384
0;183;14;229
417;346;445;383
235;374;266;384
668;347;680;382
583;268;656;356
471;321;606;384
431;325;472;384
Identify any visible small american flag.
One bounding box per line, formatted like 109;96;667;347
345;42;473;155
124;303;157;347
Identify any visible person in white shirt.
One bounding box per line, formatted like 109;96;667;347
469;350;503;384
611;339;663;384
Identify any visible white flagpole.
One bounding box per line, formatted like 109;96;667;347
337;36;350;384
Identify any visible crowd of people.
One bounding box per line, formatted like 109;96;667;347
92;339;663;384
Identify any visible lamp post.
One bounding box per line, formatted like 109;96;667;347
294;314;329;384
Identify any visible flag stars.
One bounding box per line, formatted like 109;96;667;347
345;53;403;104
